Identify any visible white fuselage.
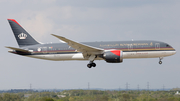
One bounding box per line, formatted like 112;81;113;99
27;50;176;61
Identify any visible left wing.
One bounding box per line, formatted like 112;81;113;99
51;34;104;55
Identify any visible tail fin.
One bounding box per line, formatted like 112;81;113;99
8;19;39;47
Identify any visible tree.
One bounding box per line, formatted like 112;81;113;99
69;97;74;101
39;97;54;101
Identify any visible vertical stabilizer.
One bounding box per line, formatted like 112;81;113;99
8;19;39;47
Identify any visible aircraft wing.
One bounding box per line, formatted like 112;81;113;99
51;34;104;55
5;46;30;53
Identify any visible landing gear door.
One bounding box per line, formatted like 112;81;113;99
155;43;160;50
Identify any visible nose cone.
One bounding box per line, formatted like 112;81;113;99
167;43;176;55
170;45;176;55
172;49;176;55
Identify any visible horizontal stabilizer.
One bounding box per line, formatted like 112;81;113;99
5;46;30;53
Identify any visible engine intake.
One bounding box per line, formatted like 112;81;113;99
103;50;123;63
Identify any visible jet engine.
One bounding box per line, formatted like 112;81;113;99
103;50;123;63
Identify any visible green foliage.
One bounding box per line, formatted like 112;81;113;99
0;90;180;101
122;94;130;99
39;97;54;101
0;93;22;101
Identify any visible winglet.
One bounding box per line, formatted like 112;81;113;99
51;34;66;43
51;34;65;39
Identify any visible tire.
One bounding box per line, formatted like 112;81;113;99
92;63;96;67
159;61;162;64
87;64;92;68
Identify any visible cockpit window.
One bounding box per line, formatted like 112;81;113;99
166;44;171;47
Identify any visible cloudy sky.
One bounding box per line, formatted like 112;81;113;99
0;0;180;90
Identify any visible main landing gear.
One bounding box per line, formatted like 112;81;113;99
159;57;163;64
87;54;97;68
87;62;96;68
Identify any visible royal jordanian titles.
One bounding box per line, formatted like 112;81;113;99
6;19;176;68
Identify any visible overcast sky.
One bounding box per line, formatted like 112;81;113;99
0;0;180;90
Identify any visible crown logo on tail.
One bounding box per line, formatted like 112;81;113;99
18;33;27;39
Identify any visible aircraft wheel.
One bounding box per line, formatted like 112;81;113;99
159;61;162;64
87;64;92;68
92;63;96;67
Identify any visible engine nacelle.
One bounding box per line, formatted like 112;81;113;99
103;50;123;63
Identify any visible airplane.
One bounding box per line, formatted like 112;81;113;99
6;19;176;68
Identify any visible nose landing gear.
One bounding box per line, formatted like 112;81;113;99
159;61;162;64
159;57;163;64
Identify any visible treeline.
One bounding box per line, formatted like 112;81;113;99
0;90;180;101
